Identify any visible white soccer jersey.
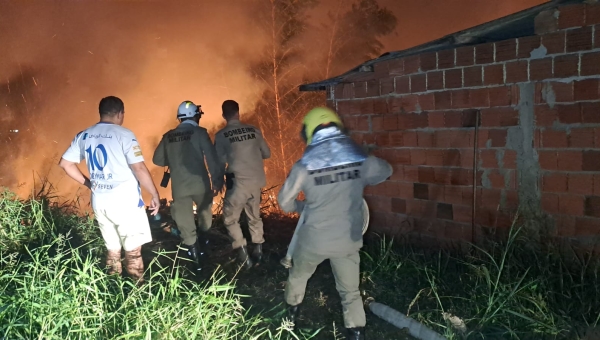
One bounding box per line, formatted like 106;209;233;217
62;122;145;209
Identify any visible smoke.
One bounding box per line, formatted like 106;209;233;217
1;0;546;204
0;0;267;202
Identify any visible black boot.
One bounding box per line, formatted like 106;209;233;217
236;245;253;269
251;243;263;264
197;232;211;259
185;242;202;271
287;304;300;329
346;327;365;340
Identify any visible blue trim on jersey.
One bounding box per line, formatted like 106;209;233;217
137;184;144;208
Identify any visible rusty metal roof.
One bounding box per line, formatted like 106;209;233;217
299;0;582;92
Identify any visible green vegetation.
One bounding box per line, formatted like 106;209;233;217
1;186;599;339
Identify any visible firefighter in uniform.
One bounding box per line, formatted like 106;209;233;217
277;107;392;340
214;100;271;269
152;101;222;271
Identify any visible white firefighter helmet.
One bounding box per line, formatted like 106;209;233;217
177;100;202;119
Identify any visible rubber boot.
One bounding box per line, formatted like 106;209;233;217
185;241;203;272
287;304;300;330
124;247;145;285
236;245;253;269
197;231;211;259
251;243;263;264
106;249;122;275
346;327;365;340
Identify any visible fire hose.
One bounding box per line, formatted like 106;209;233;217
280;198;370;268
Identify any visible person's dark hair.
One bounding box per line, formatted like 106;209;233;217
99;96;124;116
222;100;239;120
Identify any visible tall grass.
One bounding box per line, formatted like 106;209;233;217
0;187;308;340
362;224;600;340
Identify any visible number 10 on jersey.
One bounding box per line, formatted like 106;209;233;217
85;144;108;171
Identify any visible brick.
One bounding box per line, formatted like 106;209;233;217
443;149;461;167
451;90;470;109
488;129;507;147
586;4;600;25
434;91;452;110
437;50;455;69
375;132;390;146
410;149;427;166
495;39;517;62
418;93;435;111
503;150;517;169
403;55;420;74
391;198;407;213
574;79;600;101
558;4;585;29
425;149;444;166
481;107;518;127
358;98;374;114
484;64;504;85
428;111;445;128
575;216;600;235
559;194;585;216
542;31;566;54
428;184;445;201
354;82;368;98
390;95;418;113
569;173;594;195
460;149;474;168
517;36;541;58
388;59;404;76
476;44;495;64
470;88;490;108
542;129;568;147
538;150;558;170
566;26;593;52
549;82;574;103
542;193;559;212
435;130;472;148
478;188;502;209
417;131;434;147
557;104;582;124
382;114;399;131
427;71;444;90
436;202;453;220
585;196;600;218
569;128;595;148
366;79;379;97
456;46;474;66
543;172;568;193
444;111;462;127
395;76;410;94
555;215;576;236
581;52;600;76
553;54;579;78
557;150;583;171
595;174;600;195
596;25;600;49
453;205;472;223
443;186;462;205
462;66;482;87
529;58;553;81
445;68;463;89
373;98;390;114
535;105;558;126
403;131;417;147
487;170;512;189
420;52;437;71
411;74;426;93
479;149;498;168
535;9;559;35
403;165;419;182
399;113;428;129
395;149;411;164
380;77;394;95
335;83;354;99
505;61;528;83
583;150;600;171
488;86;514;107
418;167;436;184
582;102;600;123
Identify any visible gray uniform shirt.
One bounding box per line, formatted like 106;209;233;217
153;121;222;198
214;119;271;188
278;156;393;256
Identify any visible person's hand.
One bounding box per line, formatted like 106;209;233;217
149;195;160;216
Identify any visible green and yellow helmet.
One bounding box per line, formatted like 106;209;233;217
301;107;343;144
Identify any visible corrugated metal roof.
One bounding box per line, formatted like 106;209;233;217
299;0;582;92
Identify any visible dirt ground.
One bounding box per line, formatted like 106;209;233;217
141;212;416;340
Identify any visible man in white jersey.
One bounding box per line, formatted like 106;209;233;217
59;96;160;283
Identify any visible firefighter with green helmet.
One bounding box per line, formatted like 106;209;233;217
152;100;222;271
277;107;392;340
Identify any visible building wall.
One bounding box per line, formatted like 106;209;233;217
328;3;600;246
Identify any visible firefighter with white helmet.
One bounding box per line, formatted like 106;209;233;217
214;100;271;269
277;107;392;340
152;100;222;271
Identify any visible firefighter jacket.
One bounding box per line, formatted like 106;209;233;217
152;120;222;198
214;119;271;188
277;129;392;256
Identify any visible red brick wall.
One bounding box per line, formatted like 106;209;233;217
329;3;600;245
